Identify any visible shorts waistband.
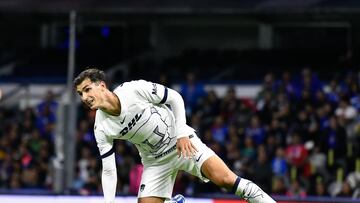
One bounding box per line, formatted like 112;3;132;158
153;134;195;159
154;144;177;159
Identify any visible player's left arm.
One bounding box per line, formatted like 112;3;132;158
95;129;117;203
135;80;198;158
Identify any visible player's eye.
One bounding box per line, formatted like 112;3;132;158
85;87;91;92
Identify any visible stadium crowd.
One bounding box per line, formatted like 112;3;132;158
0;91;56;191
0;68;359;199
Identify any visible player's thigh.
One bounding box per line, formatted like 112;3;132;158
139;158;178;199
138;196;165;203
179;135;215;182
201;154;238;190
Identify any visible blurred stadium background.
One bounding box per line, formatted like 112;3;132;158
0;0;360;202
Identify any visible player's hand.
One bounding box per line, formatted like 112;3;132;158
176;136;198;159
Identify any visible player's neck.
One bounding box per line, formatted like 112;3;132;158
101;91;121;116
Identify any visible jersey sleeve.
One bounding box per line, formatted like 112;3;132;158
94;128;114;158
94;128;117;203
133;80;168;104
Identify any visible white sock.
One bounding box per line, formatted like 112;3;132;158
235;177;276;203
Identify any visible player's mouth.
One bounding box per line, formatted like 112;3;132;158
86;98;94;107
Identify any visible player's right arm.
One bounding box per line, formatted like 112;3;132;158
95;128;117;203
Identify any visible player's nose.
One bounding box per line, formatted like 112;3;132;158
81;92;88;101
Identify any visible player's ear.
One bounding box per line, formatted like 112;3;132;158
100;81;107;88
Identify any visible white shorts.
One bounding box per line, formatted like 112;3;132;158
137;134;216;199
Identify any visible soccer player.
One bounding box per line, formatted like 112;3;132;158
74;68;276;203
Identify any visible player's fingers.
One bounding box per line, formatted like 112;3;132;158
191;148;196;157
177;146;182;158
188;144;195;158
182;145;189;158
184;143;195;158
182;145;189;159
188;146;194;158
187;146;194;157
182;146;188;159
191;142;198;153
184;148;190;159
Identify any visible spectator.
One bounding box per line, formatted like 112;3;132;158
271;176;287;196
36;90;58;140
234;100;253;130
308;147;328;179
321;116;347;159
286;179;307;198
295;68;323;99
37;90;58;118
211;115;228;146
335;96;357;122
241;136;256;161
198;89;220;126
345;171;360;198
225;141;241;169
271;147;288;177
250;145;272;192
179;72;206;117
268;118;286;147
257;91;275;125
245;115;266;146
336;181;353;197
220;86;239;123
325;79;340;104
276;70;296;99
313;179;330;197
257;73;277;100
285;132;310;177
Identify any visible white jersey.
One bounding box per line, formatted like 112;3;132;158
94;80;195;162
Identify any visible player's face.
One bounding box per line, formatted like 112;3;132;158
76;78;105;110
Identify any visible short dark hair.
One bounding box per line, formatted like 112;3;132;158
73;68;106;87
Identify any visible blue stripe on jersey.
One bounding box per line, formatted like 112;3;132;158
159;87;168;104
100;146;115;159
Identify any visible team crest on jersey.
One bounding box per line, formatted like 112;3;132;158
151;83;157;95
140;184;145;192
